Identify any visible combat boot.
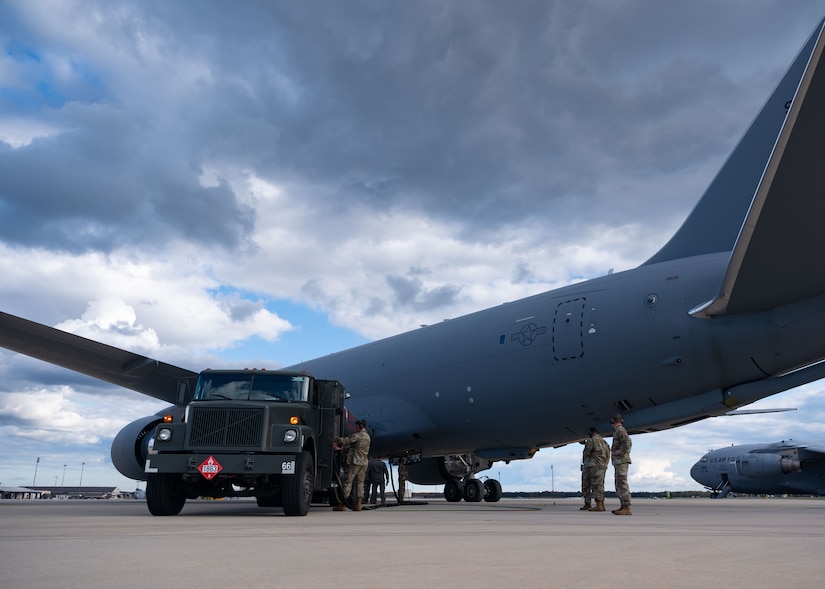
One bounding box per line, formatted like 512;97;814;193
579;502;592;511
354;499;363;511
589;500;605;512
333;502;347;511
612;504;632;515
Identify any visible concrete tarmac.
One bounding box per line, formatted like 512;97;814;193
2;496;824;588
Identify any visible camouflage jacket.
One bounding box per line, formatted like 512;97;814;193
583;433;610;468
611;425;632;465
335;430;371;467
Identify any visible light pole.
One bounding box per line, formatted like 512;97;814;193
79;462;85;487
33;456;40;486
551;464;554;493
61;464;67;490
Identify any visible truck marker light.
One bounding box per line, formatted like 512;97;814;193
289;416;299;425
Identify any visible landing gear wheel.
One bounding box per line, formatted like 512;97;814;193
483;479;502;502
283;451;314;516
146;473;186;516
463;478;484;502
444;479;464;502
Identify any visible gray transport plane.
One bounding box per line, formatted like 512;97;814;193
2;18;825;503
691;440;825;497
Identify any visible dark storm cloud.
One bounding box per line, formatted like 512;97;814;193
386;271;463;311
0;104;254;252
2;0;822;256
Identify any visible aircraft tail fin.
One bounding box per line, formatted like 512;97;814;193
692;18;825;316
644;18;824;268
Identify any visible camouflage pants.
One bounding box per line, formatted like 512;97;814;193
613;462;631;505
343;463;367;501
582;465;607;502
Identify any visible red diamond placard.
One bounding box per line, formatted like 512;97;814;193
198;455;223;480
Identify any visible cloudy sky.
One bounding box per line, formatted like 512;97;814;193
2;1;825;494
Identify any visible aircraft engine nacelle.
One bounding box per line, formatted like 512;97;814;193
405;454;495;485
736;453;802;478
110;406;184;481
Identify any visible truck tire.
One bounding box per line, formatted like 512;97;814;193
256;492;283;508
283;451;314;516
146;473;186;516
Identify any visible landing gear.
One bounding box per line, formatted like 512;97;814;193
463;478;484;502
441;477;502;503
483;479;502;502
444;479;463;502
437;454;503;503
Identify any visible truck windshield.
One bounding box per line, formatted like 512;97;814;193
194;373;310;402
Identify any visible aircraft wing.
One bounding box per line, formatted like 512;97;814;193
747;440;825;458
693;19;825;317
797;443;825;458
0;311;197;405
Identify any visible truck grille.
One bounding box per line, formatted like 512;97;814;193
187;406;265;448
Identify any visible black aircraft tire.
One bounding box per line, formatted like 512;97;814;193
444;479;463;502
463;478;484;502
283;451;314;516
483;479;502;502
146;474;186;516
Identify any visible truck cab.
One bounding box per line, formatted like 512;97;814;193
145;369;347;516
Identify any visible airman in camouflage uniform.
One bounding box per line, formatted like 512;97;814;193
580;426;610;511
397;459;408;502
610;413;632;515
333;419;371;511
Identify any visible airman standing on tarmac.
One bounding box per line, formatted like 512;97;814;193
610;413;632;515
397;458;408;503
580;426;610;511
365;458;389;505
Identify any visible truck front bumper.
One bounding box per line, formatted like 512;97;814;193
145;452;298;477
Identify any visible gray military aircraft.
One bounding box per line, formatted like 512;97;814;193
691;440;825;497
2;18;825;503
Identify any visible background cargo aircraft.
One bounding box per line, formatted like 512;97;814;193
691;440;825;497
2;16;825;502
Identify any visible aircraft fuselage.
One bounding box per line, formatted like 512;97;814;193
691;442;825;496
295;252;825;459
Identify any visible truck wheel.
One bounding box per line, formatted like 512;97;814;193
283;451;314;516
146;473;186;516
256;492;283;508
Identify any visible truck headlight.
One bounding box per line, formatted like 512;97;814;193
157;427;173;442
283;429;297;443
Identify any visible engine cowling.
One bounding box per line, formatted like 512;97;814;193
737;453;802;478
110;406;184;480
